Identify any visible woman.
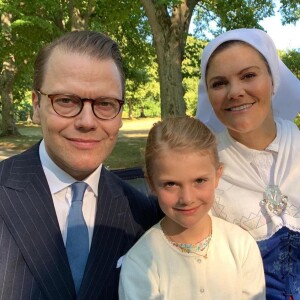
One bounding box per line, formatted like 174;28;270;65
196;28;300;300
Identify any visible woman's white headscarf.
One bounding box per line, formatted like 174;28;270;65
196;28;300;133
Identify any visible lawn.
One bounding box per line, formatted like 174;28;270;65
0;118;160;169
106;118;160;169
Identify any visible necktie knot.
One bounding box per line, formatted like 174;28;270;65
72;181;88;203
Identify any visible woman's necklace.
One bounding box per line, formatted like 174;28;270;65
166;221;212;259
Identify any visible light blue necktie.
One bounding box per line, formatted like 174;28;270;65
66;182;89;294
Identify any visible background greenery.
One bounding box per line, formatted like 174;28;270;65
1;0;300;137
0;118;160;168
0;0;299;167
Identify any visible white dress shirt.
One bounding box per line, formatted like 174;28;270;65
39;140;100;248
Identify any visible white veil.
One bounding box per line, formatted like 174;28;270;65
196;28;300;132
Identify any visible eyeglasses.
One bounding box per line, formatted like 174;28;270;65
36;90;124;120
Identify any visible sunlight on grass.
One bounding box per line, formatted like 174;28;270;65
121;118;160;130
0;118;161;168
106;118;160;169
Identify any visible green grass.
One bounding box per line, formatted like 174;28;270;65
0;124;42;153
106;118;160;169
0;118;160;169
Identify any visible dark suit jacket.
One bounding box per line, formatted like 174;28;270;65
0;143;161;299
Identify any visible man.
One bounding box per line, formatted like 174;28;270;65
0;31;160;299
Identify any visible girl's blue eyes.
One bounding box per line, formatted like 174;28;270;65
165;182;176;187
160;179;206;188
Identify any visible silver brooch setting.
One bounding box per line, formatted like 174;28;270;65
260;185;288;215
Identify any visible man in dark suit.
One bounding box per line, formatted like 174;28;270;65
0;31;161;299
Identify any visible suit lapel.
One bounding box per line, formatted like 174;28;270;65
0;145;75;299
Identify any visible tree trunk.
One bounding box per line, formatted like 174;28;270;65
0;13;20;136
140;0;198;118
157;46;186;117
68;0;95;31
0;59;20;136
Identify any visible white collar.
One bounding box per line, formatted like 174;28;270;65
223;120;281;163
39;139;101;196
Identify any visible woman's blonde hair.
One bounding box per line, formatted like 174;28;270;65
145;116;220;177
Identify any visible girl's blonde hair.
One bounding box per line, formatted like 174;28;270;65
145;116;220;177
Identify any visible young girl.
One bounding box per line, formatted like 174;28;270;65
119;116;265;299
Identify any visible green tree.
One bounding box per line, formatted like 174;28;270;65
140;0;197;118
280;49;300;79
278;48;300;128
126;69;150;119
134;58;161;118
0;0;68;136
0;0;151;136
2;0;300;130
117;0;300;119
0;12;19;135
193;0;274;38
140;0;277;118
182;35;206;116
279;0;300;24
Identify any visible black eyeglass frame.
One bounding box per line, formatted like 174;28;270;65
36;90;125;120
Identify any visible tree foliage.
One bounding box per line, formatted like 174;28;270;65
193;0;274;38
0;0;66;135
0;0;152;134
1;0;300;134
182;35;206;115
140;0;199;118
279;0;300;25
140;0;279;119
279;49;300;79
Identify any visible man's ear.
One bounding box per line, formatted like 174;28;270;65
32;91;41;125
